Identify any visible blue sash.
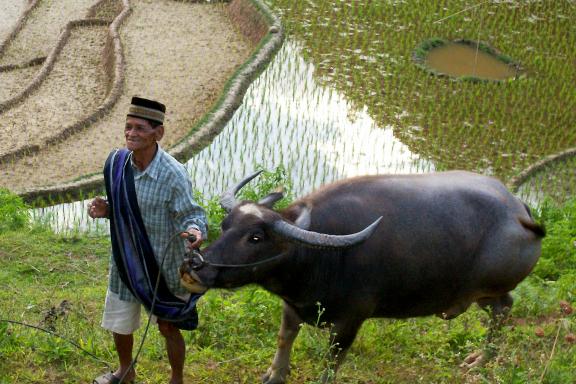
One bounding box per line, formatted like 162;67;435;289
104;149;201;330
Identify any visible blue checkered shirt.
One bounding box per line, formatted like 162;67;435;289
108;146;207;302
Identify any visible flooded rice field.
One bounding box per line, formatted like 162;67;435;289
187;41;434;198
35;41;434;233
20;0;576;232
424;42;519;80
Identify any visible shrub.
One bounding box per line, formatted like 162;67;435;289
0;189;29;231
533;198;576;281
196;166;294;242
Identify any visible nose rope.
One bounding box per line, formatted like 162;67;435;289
186;249;289;270
117;230;191;383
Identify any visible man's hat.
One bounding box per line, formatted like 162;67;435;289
127;96;166;125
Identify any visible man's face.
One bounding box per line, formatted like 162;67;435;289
124;116;163;152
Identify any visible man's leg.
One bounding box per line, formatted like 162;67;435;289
158;320;186;384
112;332;136;382
101;291;140;382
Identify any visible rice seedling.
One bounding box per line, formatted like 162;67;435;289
17;1;573;235
261;0;573;200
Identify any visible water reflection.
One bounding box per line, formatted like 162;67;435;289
34;40;434;233
188;41;433;198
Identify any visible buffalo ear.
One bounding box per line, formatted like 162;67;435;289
258;189;284;208
294;205;311;230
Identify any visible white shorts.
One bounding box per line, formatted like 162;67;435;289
101;290;190;335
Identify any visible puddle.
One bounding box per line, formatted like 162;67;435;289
424;42;519;81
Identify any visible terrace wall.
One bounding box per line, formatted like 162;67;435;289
17;0;284;205
0;0;131;166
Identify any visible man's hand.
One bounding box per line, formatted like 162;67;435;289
181;228;203;251
88;197;109;219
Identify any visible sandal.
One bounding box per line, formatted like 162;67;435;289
93;372;134;384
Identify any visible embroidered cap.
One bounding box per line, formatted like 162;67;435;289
127;96;166;125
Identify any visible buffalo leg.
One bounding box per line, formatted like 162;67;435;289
478;293;513;342
262;302;302;384
462;293;513;369
319;319;363;383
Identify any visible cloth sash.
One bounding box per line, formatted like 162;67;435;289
104;148;202;330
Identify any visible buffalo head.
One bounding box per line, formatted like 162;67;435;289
180;171;381;293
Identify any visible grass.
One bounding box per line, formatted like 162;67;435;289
1;178;575;383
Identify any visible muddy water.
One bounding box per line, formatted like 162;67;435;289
425;43;518;80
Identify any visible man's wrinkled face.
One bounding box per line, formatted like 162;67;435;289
124;116;163;152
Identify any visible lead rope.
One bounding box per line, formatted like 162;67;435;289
0;231;192;383
117;230;195;383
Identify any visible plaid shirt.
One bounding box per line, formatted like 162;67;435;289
108;146;207;302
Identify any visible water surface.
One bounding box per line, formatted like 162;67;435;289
35;41;434;233
425;43;518;80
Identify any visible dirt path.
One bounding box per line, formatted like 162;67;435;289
0;0;253;191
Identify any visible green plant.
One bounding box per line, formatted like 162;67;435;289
0;189;29;231
533;198;576;281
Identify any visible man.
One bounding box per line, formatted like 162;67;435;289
89;97;207;384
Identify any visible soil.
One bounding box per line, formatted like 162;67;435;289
0;0;98;64
0;0;27;44
0;0;254;192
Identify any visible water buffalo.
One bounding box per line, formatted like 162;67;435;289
180;171;544;383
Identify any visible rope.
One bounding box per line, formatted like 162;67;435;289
0;230;190;384
0;319;113;370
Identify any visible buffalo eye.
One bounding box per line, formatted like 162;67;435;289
248;232;265;244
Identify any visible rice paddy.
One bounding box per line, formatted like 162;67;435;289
24;1;576;232
266;0;575;182
0;0;253;191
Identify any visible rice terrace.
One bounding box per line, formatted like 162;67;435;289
0;0;575;383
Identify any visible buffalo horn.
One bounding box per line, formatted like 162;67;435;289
271;216;382;248
220;170;263;212
258;190;284;208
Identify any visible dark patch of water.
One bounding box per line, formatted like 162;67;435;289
425;43;518;80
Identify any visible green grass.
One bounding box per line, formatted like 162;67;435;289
1;183;575;383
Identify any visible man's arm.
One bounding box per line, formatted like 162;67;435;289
170;173;208;250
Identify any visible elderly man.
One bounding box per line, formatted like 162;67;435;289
89;97;207;384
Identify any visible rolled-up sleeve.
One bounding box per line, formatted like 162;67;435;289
170;174;207;238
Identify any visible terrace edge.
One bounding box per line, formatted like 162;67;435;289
508;146;576;194
0;0;132;165
16;0;285;206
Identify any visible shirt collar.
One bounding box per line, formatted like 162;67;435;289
131;144;163;180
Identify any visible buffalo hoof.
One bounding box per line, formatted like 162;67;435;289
261;366;288;384
460;350;485;370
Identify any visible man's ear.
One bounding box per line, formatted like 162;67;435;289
155;125;165;141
